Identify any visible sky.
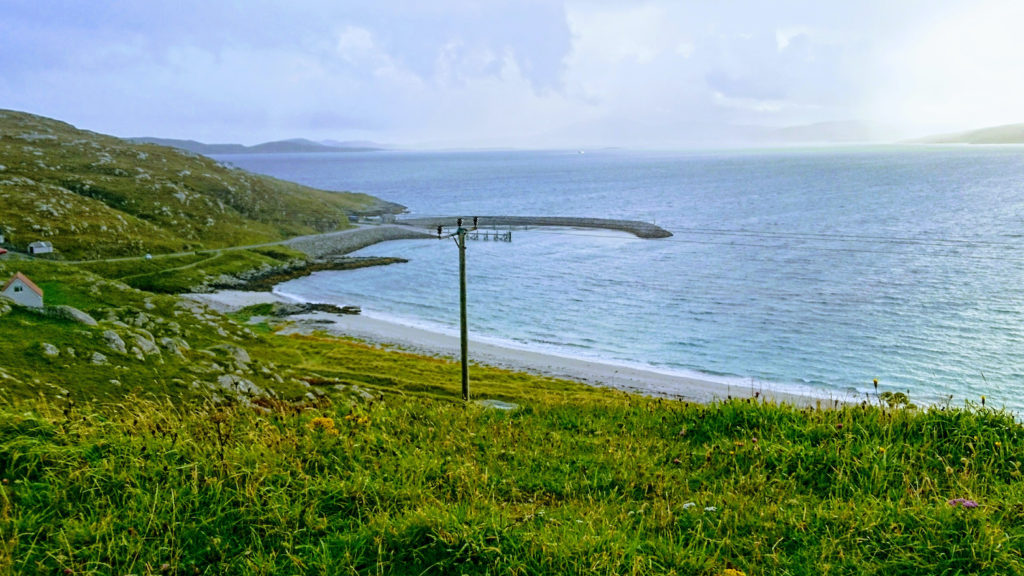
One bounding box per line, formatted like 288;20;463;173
3;0;1024;148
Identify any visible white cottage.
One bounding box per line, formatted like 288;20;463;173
1;272;44;308
28;241;53;255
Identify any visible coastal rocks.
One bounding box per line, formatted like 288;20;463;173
132;330;161;357
175;299;245;340
210;256;406;293
267;303;306;316
208;374;278;407
258;365;285;384
159;336;190;358
46;305;98;326
174;299;209;318
216;374;262;395
102;330;127;354
347;384;376;402
208;343;251;369
269;302;361;317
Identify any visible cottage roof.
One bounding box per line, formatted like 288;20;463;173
2;272;43;297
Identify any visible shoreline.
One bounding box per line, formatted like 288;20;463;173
187;290;844;407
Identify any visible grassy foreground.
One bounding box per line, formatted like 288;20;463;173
2;373;1023;575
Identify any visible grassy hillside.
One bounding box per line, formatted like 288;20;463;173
0;110;397;259
0;257;544;404
0;259;302;403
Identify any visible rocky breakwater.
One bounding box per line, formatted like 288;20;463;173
397;216;673;239
284;224;435;258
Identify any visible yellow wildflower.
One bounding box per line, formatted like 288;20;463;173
344;412;372;427
308;417;339;435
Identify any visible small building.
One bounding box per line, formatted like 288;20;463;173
1;272;44;308
28;241;53;255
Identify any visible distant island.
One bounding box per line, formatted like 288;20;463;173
126;136;387;155
909;122;1024;144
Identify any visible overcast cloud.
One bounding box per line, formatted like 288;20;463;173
2;0;1022;147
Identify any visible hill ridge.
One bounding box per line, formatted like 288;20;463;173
127;136;385;155
910;122;1024;144
0;109;401;259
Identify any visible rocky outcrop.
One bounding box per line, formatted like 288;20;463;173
208;343;251;369
160;336;189;358
132;330;161;357
102;330;127;354
267;302;361;317
46;305;98;326
216;374;263;396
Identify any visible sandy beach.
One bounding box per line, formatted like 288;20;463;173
187;290;841;406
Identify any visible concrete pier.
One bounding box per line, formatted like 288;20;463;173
280;216;671;259
398;216;673;239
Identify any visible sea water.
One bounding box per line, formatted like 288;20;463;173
217;147;1024;411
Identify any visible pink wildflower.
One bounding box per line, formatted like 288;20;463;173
947;498;979;508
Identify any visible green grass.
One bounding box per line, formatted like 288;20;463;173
3;262;1024;574
87;249;305;293
2;260;1023;574
2;390;1022;575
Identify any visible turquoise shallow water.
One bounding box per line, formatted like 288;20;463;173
218;147;1024;411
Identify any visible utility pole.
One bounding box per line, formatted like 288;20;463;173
440;217;476;400
457;221;469;400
